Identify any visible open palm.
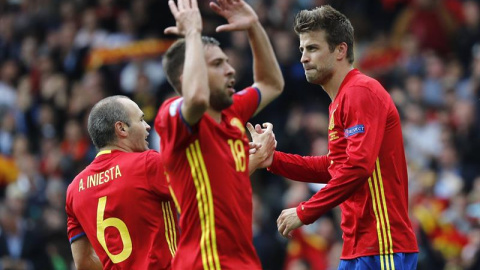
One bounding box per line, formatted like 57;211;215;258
165;0;202;36
209;0;258;32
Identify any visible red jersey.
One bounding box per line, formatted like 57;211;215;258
269;69;418;259
155;87;262;269
66;150;178;269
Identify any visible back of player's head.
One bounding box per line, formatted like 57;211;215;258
294;5;355;64
163;36;220;95
88;95;131;149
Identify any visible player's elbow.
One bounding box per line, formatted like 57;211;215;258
354;165;374;179
185;92;209;111
269;77;285;96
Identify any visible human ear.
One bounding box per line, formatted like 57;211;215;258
336;43;348;60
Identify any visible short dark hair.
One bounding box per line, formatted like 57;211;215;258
294;5;354;64
162;36;220;94
87;95;131;149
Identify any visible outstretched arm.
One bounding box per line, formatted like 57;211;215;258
268;152;331;183
166;0;209;125
247;121;331;183
210;0;284;114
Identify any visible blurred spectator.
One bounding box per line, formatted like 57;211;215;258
455;0;480;73
403;103;443;168
0;183;53;270
391;0;459;54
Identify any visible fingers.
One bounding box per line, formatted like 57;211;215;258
164;27;179;35
216;24;236;33
262;122;273;133
209;2;223;15
255;124;262;134
248;142;257;154
218;0;228;7
177;0;184;10
191;0;198;9
168;0;179;16
277;213;289;238
246;122;255;136
282;226;292;238
248;142;261;152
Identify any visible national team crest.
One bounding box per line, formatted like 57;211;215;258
328;108;336;130
230;118;245;134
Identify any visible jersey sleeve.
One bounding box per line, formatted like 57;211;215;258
297;86;389;225
155;97;193;144
144;150;170;199
267;151;331;183
231;87;261;123
65;185;86;243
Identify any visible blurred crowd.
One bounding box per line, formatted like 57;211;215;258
0;0;478;269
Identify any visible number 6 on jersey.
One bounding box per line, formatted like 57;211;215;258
97;196;132;263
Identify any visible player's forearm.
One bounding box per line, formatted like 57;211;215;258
296;155;374;224
268;151;331;183
182;31;209;123
248;156;259;176
247;21;284;94
75;255;103;270
71;238;103;270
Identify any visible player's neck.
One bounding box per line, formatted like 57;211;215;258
322;65;353;101
206;108;222;123
99;145;130;153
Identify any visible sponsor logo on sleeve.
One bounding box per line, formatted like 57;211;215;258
169;98;183;117
344;124;365;137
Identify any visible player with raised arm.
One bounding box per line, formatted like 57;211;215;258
155;0;283;269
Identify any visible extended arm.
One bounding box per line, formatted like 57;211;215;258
166;0;209;125
210;0;284;113
268;152;331;183
246;122;331;183
71;237;103;270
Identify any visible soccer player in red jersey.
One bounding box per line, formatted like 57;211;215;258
155;0;283;269
66;96;178;270
252;5;419;270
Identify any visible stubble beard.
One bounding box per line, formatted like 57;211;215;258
306;66;334;86
210;88;233;111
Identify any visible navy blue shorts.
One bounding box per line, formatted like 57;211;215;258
338;253;418;270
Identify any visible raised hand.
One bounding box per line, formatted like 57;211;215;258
209;0;258;32
165;0;202;36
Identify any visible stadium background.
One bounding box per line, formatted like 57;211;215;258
0;0;479;269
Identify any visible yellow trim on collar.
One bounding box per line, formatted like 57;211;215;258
96;150;112;157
